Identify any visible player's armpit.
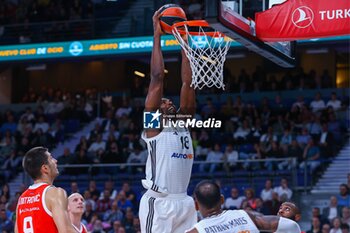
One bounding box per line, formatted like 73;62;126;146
46;187;78;233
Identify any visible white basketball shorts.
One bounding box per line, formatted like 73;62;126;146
139;189;197;233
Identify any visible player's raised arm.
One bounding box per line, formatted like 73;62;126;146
179;47;196;115
145;9;165;113
246;210;301;233
46;187;78;233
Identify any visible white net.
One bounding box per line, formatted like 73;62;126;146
172;22;232;90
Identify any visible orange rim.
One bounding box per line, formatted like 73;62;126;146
172;20;225;37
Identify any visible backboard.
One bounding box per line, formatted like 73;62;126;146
205;0;296;68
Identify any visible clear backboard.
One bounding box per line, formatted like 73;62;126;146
205;0;296;68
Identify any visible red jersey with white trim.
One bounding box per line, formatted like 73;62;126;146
73;223;88;233
16;183;58;233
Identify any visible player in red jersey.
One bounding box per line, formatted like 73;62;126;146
68;193;88;233
15;146;77;233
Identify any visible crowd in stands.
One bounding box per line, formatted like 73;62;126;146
0;0;95;25
1;177;349;232
0;87;98;183
0;64;348;232
306;181;350;233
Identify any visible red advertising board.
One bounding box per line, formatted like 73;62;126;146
256;0;350;41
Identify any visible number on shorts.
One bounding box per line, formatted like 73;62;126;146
23;216;34;233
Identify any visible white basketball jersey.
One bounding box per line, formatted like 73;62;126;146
193;210;260;233
141;126;194;194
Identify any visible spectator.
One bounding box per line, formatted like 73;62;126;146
120;182;137;210
126;143;147;173
19;107;35;122
116;191;133;213
322;223;331;233
224;187;245;210
296;128;312;149
100;181;117;200
16;117;33;136
70;181;80;195
103;201;123;223
341;223;350;233
307;216;322;233
279;127;293;154
299;138;321;173
326;92;342;111
223;143;239;173
330;217;342;233
306;115;322;139
57;147;74;171
0;137;15;164
108;220;122;233
273;178;293;200
121;207;134;232
311;207;327;226
115;99;132;119
233;119;251;142
260;179;273;202
32;115;49;133
73;149;92;171
1;150;22;181
0;184;10;201
322;196;342;223
264;141;283;171
199;143;224;173
0;114;17;136
31;128;51;147
201;97;217;119
319;123;334;158
242;188;258;210
86;180;100;202
82;201;94;224
0;207;13;232
88;134;106;156
103;141;124;165
83;190;96;212
337;184;350;208
341;207;350;226
310;92;326;113
96;190;113;213
102;110;118;133
259;126;277;157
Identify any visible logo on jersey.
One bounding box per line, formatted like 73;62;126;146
143;110;161;129
171;152;193;159
292;6;314;28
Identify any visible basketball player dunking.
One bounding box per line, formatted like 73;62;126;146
139;8;197;233
15;147;77;233
186;180;301;233
68;193;88;233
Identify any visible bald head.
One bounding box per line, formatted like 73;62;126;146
194;180;221;209
278;202;301;221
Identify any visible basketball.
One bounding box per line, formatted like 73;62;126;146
159;4;187;34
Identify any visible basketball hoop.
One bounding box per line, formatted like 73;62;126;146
172;20;232;90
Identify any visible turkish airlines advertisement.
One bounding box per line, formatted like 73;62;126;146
255;0;350;41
